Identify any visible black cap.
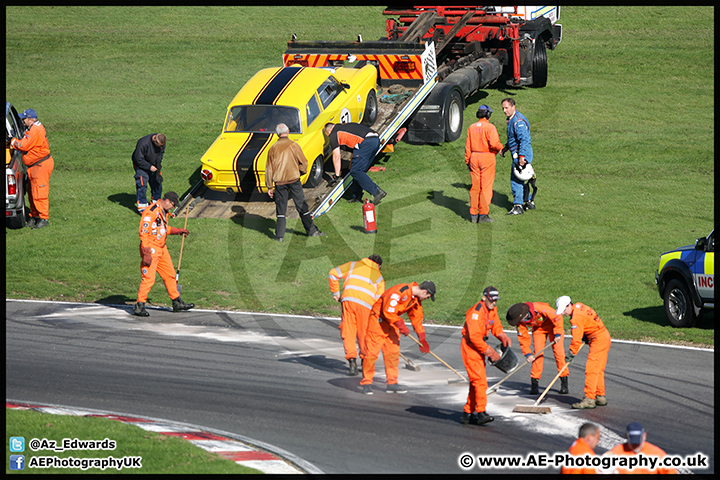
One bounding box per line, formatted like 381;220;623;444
163;191;180;207
506;303;530;326
483;286;500;301
419;281;436;301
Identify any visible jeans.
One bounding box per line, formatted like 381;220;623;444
350;136;380;200
273;180;317;238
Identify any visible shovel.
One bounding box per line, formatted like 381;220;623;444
175;203;190;293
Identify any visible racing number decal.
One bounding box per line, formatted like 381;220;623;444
340;108;351;124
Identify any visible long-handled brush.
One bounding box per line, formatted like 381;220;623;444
175;202;190;293
513;343;584;414
400;352;421;371
487;339;557;395
408;334;468;384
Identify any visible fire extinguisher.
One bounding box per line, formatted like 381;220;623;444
363;198;377;234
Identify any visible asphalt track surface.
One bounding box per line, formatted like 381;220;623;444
6;299;714;474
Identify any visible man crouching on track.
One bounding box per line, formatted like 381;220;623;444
360;281;435;395
461;286;511;426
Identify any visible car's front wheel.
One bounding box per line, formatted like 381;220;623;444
663;278;696;328
304;155;324;188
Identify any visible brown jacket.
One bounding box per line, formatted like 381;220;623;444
265;136;308;190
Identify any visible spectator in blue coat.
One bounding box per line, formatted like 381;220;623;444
501;99;534;215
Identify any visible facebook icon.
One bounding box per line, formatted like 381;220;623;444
10;455;25;470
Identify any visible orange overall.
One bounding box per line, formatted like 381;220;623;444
328;258;385;360
516;302;567;381
136;202;181;303
560;438;598;474
465;118;503;216
361;282;426;386
568;303;611;400
11;121;54;220
606;441;677;474
461;300;504;414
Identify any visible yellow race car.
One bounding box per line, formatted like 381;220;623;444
200;64;378;194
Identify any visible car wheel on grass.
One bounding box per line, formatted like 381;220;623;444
663;278;696;328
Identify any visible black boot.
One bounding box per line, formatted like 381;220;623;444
475;411;494;425
348;358;359;376
461;412;477;425
530;378;539;395
172;297;195;312
559;376;569;394
134;302;149;317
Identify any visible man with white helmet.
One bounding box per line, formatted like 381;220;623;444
501;98;536;214
555;295;612;409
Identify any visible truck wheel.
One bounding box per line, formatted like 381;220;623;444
6;204;26;229
531;39;548;88
443;89;463;142
361;89;378;126
304;155;324;188
663;278;696;328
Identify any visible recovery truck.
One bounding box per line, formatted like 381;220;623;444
182;6;561;220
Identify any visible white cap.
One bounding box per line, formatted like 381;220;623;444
555;295;572;315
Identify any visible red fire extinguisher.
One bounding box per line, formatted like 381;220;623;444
363;198;377;234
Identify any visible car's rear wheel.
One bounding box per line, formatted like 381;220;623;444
6;204;26;229
663;278;696;328
361;89;378;126
304;155;324;188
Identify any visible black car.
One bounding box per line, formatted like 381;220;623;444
6;102;27;229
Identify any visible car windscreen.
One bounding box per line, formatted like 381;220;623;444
225;106;302;134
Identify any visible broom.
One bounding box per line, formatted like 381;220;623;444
408;333;468;384
400;352;421;371
513;343;584;414
175;203;190;293
487;339;558;395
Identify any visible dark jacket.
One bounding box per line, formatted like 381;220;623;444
132;133;165;172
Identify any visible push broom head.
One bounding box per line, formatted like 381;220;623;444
513;404;552;414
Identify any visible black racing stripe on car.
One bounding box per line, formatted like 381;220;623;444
233;133;272;192
254;66;303;105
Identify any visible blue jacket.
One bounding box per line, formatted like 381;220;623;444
506;112;533;163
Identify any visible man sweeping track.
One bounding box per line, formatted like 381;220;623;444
360;280;435;395
556;296;612;409
461;286;511;426
328;255;385;376
506;302;568;395
134;191;194;317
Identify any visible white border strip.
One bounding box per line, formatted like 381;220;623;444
6;299;713;352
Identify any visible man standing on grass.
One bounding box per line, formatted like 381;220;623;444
134;191;194;317
10;108;54;229
328;255;385;376
501;98;535;215
465;105;503;223
266;123;325;242
360;280;435;395
132;133;166;214
556;296;611;409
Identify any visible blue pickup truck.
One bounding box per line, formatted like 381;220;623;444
656;230;715;327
